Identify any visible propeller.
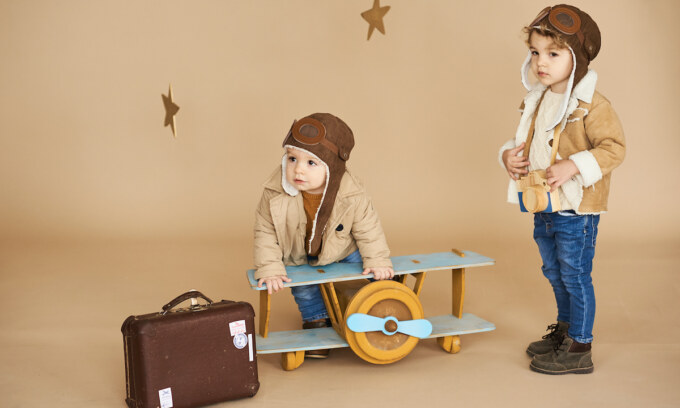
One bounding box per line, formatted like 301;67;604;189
346;313;433;338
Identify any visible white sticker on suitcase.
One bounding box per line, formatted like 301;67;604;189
248;333;253;361
234;332;248;349
229;320;246;336
159;387;173;408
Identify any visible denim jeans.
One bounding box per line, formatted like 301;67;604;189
291;250;363;322
533;211;600;343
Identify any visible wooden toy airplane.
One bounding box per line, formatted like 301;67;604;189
246;249;495;370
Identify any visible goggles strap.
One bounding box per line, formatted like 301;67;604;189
285;118;344;160
319;138;339;156
576;31;585;47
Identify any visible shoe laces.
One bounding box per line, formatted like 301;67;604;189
553;337;569;353
541;323;566;349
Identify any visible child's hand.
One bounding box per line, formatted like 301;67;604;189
362;267;395;280
257;275;292;294
502;142;530;180
546;159;579;192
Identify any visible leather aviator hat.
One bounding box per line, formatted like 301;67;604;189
528;4;601;87
521;4;601;131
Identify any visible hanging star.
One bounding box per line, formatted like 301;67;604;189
361;0;390;40
162;84;179;138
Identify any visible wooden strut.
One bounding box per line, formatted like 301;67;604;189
437;267;465;354
319;283;337;327
259;290;271;338
452;268;465;319
328;282;344;335
318;284;332;320
412;272;426;297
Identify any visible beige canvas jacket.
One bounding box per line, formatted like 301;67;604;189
500;70;626;213
253;167;392;280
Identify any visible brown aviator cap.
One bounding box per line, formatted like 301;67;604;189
530;4;601;86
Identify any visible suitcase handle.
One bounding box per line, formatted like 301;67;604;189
161;290;214;314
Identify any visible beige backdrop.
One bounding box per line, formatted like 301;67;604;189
1;0;679;246
1;1;679;407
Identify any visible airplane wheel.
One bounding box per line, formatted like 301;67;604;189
281;350;304;371
343;280;424;364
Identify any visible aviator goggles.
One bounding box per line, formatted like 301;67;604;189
530;6;584;46
283;117;348;161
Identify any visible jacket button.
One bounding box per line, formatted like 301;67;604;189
336;224;344;232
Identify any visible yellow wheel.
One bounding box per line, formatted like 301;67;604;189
281;350;304;371
343;280;424;364
437;335;461;354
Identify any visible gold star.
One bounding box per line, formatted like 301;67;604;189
361;0;390;40
162;84;179;138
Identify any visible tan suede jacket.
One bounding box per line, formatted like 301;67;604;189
253;167;392;280
501;70;626;213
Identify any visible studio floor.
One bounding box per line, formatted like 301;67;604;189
1;238;678;408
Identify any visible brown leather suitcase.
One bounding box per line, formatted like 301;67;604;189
121;291;259;408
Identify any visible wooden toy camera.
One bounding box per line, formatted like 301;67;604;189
516;170;561;213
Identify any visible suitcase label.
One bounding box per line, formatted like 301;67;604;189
158;387;173;408
229;320;246;336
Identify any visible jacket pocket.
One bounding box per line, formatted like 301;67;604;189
332;219;352;240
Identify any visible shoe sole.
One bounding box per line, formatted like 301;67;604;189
529;363;594;375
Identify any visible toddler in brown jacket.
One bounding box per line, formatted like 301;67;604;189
499;5;625;374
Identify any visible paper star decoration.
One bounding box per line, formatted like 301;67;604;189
361;0;390;40
162;84;179;138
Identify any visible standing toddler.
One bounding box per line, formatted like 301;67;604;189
500;5;625;374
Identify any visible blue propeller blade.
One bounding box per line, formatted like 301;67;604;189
397;319;433;338
347;313;432;338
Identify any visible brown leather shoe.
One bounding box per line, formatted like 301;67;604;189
303;318;331;359
530;336;593;375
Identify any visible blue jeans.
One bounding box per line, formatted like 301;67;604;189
291;250;363;322
533;212;600;344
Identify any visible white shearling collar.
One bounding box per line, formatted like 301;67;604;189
521;40;599;130
571;70;598;104
524;68;597;102
521;68;598;132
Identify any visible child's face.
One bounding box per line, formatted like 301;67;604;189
529;32;573;94
285;148;327;194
